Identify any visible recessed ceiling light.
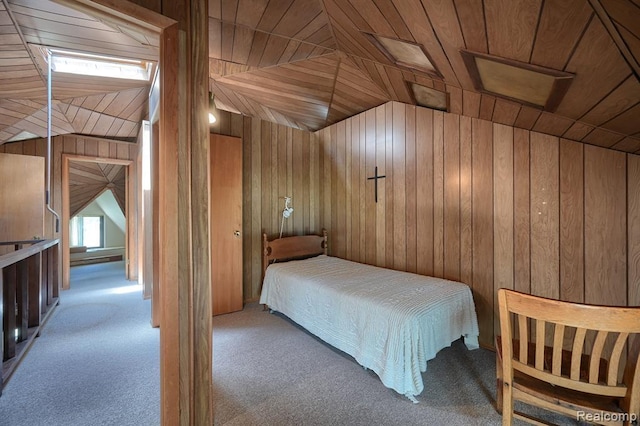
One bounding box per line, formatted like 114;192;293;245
409;82;448;111
461;50;573;112
365;33;441;78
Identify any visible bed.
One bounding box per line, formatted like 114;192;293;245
259;230;480;402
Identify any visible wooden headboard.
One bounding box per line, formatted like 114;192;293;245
262;229;328;279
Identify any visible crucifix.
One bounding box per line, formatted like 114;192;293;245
367;166;386;203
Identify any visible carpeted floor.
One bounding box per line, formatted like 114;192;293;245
0;261;160;426
213;303;504;426
0;261;579;425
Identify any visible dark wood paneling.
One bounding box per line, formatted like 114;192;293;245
584;145;627;306
315;102;640;348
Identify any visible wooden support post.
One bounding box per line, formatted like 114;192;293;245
159;0;212;424
16;259;28;342
3;265;16;360
41;250;48;314
28;253;40;328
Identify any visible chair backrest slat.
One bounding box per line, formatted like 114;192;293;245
609;332;628;386
552;324;564;376
535;320;545;370
590;331;608;384
518;314;528;364
571;327;587;381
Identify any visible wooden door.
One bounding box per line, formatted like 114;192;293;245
210;134;243;315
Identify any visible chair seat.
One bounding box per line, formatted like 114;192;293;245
513;370;624;415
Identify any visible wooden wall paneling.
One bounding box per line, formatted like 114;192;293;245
529;132;560;299
286;127;294;235
433;110;445;277
268;121;278;237
345;119;352;259
250;117;262;297
559;139;584;303
260;121;271;246
336;120;346;258
584;145;627;306
459;115;472;285
629;154;640;308
471;118;494;347
374;105;386;266
392;102;406;271
350;115;361;262
359;114;367;261
444;113;461;281
278;125;288;236
405;105;417;274
322;127;333;254
493;123;514;335
309;130;319;234
513;128;531;294
365;108;376;264
330;124;338;254
302;131;311;233
416;107;434;276
384;104;393;268
242;117;255;299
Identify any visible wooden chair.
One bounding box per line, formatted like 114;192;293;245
496;289;640;425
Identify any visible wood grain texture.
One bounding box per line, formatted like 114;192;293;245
443;113;460;281
472;118;494;347
584;145;627;306
513;128;530;294
559;139;584;303
529;132;560;299
629;154;640;308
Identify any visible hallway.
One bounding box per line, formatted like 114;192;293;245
0;262;159;426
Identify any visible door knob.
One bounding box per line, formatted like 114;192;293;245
234;230;241;237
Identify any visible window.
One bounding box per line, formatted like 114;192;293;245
48;48;153;81
70;215;104;248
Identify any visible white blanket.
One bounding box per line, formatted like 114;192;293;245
259;255;480;399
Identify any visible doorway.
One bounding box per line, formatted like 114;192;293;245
61;154;135;289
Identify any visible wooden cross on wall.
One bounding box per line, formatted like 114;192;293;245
367;166;386;203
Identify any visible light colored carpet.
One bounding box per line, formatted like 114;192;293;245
0;261;160;426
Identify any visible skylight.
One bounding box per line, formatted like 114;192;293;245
48;49;152;81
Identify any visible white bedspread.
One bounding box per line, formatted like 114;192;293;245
259;255;480;399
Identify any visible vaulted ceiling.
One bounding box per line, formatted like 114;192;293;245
68;160;126;217
1;0;639;152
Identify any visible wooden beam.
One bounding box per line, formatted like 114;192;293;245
589;0;640;81
159;0;212;423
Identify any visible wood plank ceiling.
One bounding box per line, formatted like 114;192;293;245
68;160;126;217
0;0;639;153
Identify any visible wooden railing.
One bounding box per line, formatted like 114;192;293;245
0;239;60;396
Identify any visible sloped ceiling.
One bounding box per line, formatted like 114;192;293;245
0;0;639;153
68;160;126;217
